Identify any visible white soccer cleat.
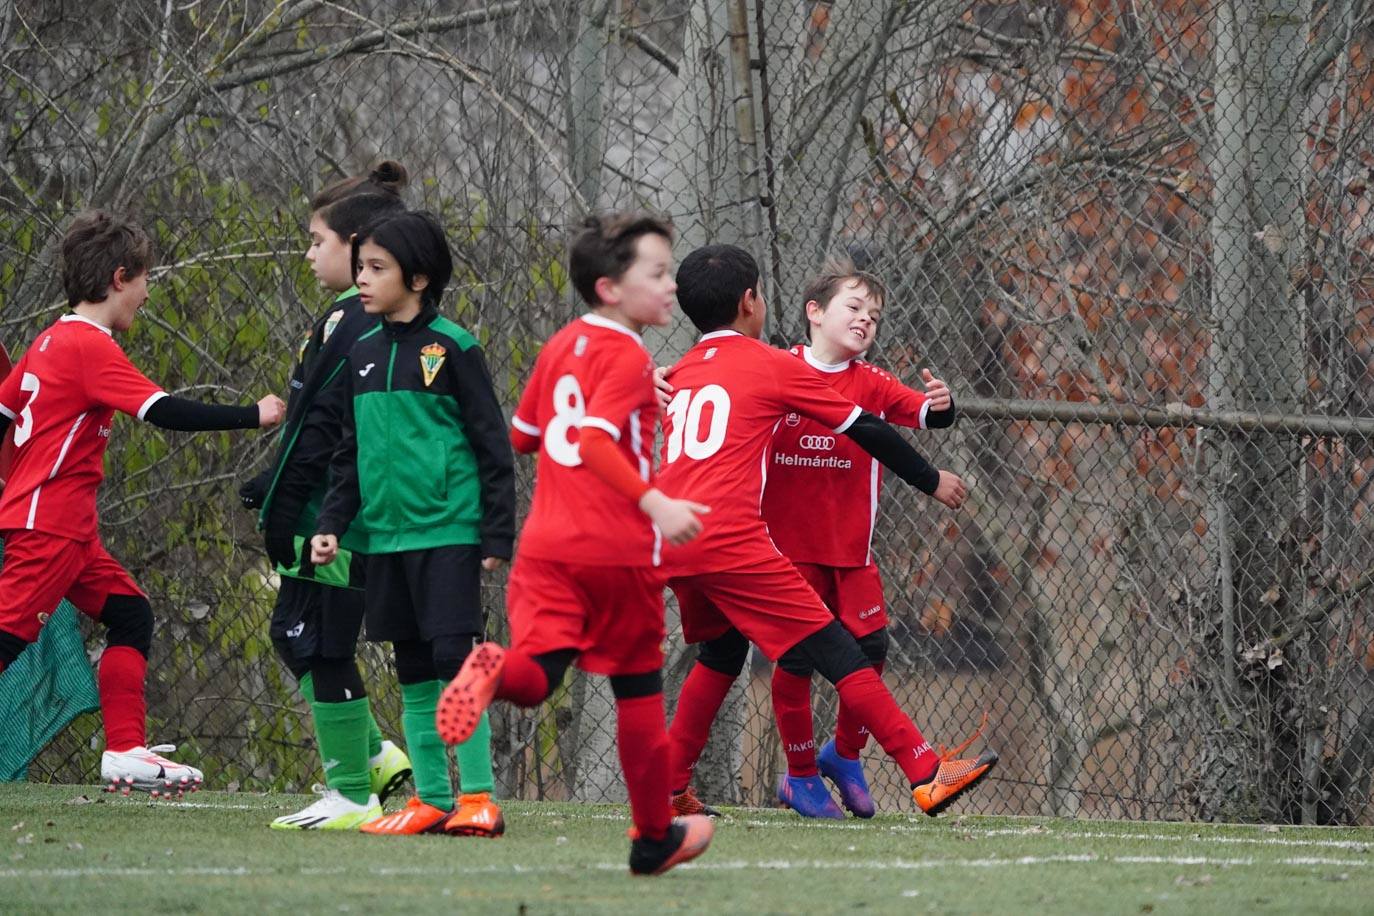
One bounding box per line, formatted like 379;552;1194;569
100;744;205;799
270;786;382;830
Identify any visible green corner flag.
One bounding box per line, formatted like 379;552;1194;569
0;573;100;781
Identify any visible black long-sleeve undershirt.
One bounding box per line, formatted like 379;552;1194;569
143;396;258;431
925;401;956;429
845;411;941;494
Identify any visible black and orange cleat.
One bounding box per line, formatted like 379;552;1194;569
671;786;721;818
442;792;505;838
911;715;998;817
629;815;714;876
436;643;505;745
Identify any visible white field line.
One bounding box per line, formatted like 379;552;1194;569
519;807;1374;853
0;854;1368;881
51;797;1374;853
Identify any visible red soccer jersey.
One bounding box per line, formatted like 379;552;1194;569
512;314;661;566
0;315;165;540
657;332;862;574
762;345;932;567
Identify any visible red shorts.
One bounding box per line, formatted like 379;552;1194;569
792;562;888;638
0;529;143;641
506;554;666;676
669;553;833;661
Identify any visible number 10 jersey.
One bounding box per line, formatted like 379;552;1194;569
657;331;862;574
511;314;661;567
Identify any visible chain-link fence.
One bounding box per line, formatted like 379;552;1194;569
4;0;1374;824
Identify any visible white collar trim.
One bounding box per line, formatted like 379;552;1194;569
580;313;644;344
699;329;742;342
60;313;113;336
801;345;851;373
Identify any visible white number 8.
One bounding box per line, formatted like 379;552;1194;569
544;374;585;467
12;372;40;448
665;385;730;462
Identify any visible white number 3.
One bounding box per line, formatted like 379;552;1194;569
665;385;730;462
12;372;40;448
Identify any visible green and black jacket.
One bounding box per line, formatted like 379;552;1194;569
256;288;376;587
315;304;516;558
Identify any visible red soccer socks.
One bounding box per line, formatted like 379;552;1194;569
770;666;819;777
832;666;938;786
616;693;673;843
98;646;146;752
666;663;736;792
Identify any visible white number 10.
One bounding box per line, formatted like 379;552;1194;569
665;385;730;462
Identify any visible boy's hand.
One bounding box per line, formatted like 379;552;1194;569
932;470;968;509
921;369;952;412
481;556;506;571
639;488;709;545
310;533;339;566
653;366;673;411
265;530;299;569
257;394;287;428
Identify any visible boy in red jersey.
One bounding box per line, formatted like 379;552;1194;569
657;244;995;819
0;212;285;795
436;214;714;876
761;261;957;819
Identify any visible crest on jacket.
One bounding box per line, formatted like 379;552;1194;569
322;309;345;344
419;342;447;387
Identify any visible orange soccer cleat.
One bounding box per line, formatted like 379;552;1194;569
442;792;505;838
670;786;721;818
911;716;999;817
436;643;505;745
359;796;450;835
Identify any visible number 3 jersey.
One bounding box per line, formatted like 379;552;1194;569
762;345;933;568
657;331;864;574
511;314;661;567
0;315;166;540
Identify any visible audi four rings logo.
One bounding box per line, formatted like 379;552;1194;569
799;435;835;450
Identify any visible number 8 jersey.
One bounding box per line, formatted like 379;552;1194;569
511;314;661;566
657;330;862;574
0;316;165;540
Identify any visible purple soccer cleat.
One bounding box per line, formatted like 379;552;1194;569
818;739;876;818
777;773;845;819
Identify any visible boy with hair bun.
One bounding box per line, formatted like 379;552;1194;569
242;160;415;831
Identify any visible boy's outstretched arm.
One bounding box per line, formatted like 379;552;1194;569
844;412;967;508
143;394;284;431
450;344;517;565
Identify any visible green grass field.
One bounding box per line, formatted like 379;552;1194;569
1;784;1371;914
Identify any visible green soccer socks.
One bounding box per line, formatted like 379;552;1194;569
311;697;373;806
401;680;453;811
454;710;494;794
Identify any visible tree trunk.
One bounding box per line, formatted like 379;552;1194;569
1201;0;1310;822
